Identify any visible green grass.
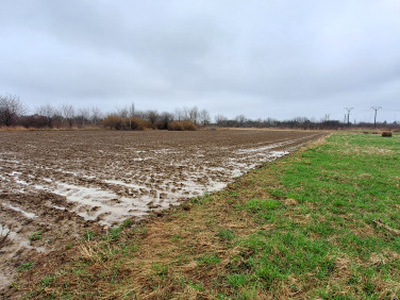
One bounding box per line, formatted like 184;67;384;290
17;261;35;272
217;229;236;241
196;253;221;266
28;231;43;241
83;231;96;241
22;133;400;299
225;133;400;298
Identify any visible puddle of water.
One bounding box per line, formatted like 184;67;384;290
235;144;275;154
269;151;289;158
206;182;227;192
104;179;150;191
0;224;46;253
10;171;22;176
0;224;16;238
34;182;151;226
132;157;151;161
15;178;28;185
0;174;9;181
53;205;67;211
232;169;243;178
2;203;38;219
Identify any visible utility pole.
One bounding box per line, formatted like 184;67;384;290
371;106;382;128
344;107;354;127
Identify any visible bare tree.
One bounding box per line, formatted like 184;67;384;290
0;94;27;126
215;114;227;126
293;116;309;124
174;108;185;121
77;107;90;128
199;109;211;126
36;104;57;128
371;106;382;128
188;106;199;124
159;112;174;129
116;106;128;118
61;104;75;128
90;106;103;125
264;117;277;126
134;109;146;119
235;114;247;127
146;110;160;128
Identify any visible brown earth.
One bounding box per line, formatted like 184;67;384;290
0;129;326;295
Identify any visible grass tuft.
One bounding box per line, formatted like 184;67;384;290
28;231;43;241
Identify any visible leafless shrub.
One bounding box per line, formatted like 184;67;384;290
19;114;49;128
146;110;160;129
168;121;184;131
129;117;150;130
183;121;197;131
156;112;174;130
168;121;196;131
103;115;123;130
103;115;150;130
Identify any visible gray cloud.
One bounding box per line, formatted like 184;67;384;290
1;0;399;122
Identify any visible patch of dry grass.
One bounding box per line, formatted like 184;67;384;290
0;126;33;132
0;126;103;132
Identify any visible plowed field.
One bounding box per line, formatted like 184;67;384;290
0;129;325;291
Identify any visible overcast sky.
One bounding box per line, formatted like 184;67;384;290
1;1;400;123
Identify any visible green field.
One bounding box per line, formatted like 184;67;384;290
21;133;400;299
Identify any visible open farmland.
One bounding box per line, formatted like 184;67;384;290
0;129;325;291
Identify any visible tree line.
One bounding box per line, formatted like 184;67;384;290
1;94;399;130
0;94;211;131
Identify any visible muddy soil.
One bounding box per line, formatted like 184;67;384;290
0;129;325;293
